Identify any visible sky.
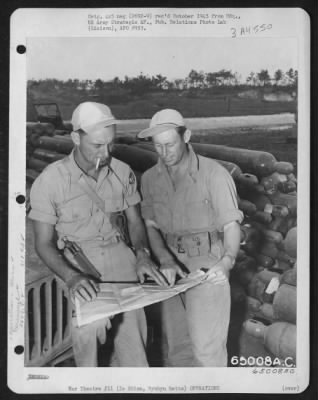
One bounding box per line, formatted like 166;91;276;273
27;37;297;82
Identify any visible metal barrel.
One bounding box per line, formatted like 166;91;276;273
112;144;158;172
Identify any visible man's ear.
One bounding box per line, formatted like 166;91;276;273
70;131;80;146
184;129;192;143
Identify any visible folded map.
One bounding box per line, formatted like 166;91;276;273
75;270;208;327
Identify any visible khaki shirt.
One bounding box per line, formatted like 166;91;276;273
29;151;140;242
141;145;243;235
141;145;243;269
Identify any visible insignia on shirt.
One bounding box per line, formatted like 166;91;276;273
129;172;135;185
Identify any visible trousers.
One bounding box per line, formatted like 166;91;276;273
160;279;231;367
71;240;148;367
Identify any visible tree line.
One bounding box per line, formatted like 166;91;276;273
28;68;297;95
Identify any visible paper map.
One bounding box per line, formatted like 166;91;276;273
75;270;208;327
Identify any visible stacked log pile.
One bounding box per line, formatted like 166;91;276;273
26;127;297;364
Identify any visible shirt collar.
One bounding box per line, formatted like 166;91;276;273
156;143;199;182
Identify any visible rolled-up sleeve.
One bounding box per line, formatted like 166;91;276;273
29;170;58;225
140;172;155;221
209;165;244;231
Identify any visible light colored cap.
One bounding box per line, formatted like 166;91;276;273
138;109;185;138
71;102;117;134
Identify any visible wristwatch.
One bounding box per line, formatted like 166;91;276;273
138;247;151;257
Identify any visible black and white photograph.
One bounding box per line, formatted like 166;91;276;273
8;7;310;394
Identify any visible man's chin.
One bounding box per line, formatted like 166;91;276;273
100;158;111;167
163;158;175;166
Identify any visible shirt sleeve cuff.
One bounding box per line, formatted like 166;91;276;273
217;210;244;231
124;192;141;208
141;205;155;221
28;209;57;225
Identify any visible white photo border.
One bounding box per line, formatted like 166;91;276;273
8;7;310;394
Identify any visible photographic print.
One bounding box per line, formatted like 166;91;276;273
8;7;309;394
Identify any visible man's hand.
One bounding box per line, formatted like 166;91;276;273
204;257;232;285
95;317;112;345
66;274;99;302
160;259;188;287
135;251;169;286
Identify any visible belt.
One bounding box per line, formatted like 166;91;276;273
80;235;123;247
165;231;219;256
58;234;123;249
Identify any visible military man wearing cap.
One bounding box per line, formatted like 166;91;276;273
138;109;243;367
29;102;168;367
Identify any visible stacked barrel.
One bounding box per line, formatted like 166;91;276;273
188;144;298;366
26;127;297;364
132;141;298;365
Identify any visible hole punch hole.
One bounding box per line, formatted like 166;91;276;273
16;45;26;54
16;195;25;204
14;345;24;355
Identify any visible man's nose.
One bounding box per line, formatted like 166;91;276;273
160;146;167;158
101;144;109;157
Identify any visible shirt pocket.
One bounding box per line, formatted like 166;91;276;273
57;198;92;222
104;195;125;212
185;198;214;230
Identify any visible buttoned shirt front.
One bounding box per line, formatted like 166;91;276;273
29;151;140;242
141;144;243;236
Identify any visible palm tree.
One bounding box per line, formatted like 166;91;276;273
257;69;271;87
274;69;283;86
188;69;201;88
246;72;257;86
